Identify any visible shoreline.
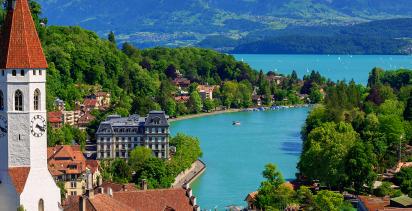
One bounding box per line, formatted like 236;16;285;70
169;109;241;123
169;105;312;123
172;159;206;188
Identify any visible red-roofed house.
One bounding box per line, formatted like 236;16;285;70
48;145;87;197
197;85;217;100
77;112;96;129
63;184;200;211
49;111;63;128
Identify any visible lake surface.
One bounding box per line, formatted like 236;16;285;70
171;108;310;209
233;54;412;84
170;54;412;210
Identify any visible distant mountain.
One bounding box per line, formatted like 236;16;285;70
37;0;412;49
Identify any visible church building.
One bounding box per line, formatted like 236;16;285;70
0;0;61;210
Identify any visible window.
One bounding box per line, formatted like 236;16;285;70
15;90;23;111
39;70;42;75
70;191;77;196
1;70;4;76
20;70;24;76
71;181;77;188
34;89;40;110
0;90;3;110
12;70;16;76
33;70;36;75
38;199;44;211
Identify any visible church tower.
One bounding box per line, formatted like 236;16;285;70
0;0;61;210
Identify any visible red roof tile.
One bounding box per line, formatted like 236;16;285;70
8;167;30;194
113;188;194;211
0;0;48;69
48;145;86;176
86;160;100;174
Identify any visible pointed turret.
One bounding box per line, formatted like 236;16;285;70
0;0;48;69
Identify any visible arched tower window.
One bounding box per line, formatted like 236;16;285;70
15;90;23;111
0;90;4;110
38;199;44;211
34;89;40;110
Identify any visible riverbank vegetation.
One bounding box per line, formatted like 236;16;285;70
299;68;412;196
100;133;202;188
254;163;354;210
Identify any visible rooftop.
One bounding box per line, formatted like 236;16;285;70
0;0;48;69
48;145;86;176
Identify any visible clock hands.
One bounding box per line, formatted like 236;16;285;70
36;124;45;132
0;126;6;133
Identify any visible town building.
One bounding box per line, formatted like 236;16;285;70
0;0;61;210
85;92;111;109
358;195;412;211
49;111;64;128
63;110;82;126
95;111;170;160
63;179;200;211
48;145;88;197
197;85;216;100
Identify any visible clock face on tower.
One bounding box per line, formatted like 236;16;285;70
31;115;46;137
0;115;7;137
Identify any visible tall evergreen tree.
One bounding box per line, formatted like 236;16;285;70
404;92;412;121
108;31;116;44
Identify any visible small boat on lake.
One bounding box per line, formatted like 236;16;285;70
232;121;241;126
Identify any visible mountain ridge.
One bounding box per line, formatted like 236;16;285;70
37;0;412;50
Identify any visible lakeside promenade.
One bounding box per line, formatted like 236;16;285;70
172;159;206;188
169;109;241;123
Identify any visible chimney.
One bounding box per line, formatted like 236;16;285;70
186;188;192;198
79;196;86;211
193;205;200;211
107;187;113;197
190;196;197;206
97;187;104;194
141;179;148;190
85;171;94;199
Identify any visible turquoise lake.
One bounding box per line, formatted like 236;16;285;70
233;54;412;84
170;55;412;210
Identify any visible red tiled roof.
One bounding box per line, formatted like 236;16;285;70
86;160;100;174
8;167;30;194
83;99;98;107
90;194;134;211
0;0;48;69
48;145;86;176
48;111;63;123
78;112;95;124
100;182;138;193
113;188;194;211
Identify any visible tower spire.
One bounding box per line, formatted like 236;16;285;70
0;0;47;69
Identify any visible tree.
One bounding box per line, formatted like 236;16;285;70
404;93;412;121
111;158;131;183
203;98;215;112
313;190;345;211
129;147;154;173
395;167;412;196
368;67;383;88
299;122;358;189
188;91;203;113
309;84;322;104
108;31;116;44
254;164;294;210
262;163;284;188
345;142;377;194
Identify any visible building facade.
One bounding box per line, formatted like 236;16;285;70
48;145;90;198
0;0;61;210
96;111;170;160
